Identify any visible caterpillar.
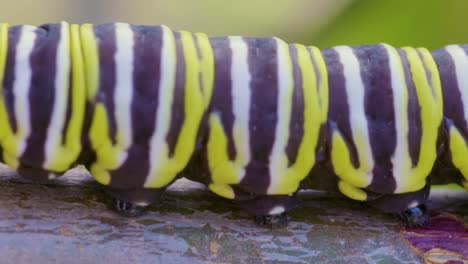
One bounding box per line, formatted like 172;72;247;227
0;21;466;227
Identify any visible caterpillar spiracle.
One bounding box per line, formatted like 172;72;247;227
0;21;467;227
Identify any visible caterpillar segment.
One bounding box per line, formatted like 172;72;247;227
79;23;214;214
191;36;328;222
318;44;442;221
0;22;86;181
432;45;468;187
0;22;467;227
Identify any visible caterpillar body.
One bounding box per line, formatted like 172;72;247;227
0;21;466;227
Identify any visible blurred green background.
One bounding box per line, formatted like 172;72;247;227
1;0;468;49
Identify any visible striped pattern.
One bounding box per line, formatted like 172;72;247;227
324;44;442;201
0;22;466;212
433;45;468;189
83;23;213;190
206;37;328;198
0;22;85;180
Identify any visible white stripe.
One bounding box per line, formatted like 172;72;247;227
335;46;374;185
268;38;293;193
229;36;252;182
13;26;36;155
385;44;411;192
44;22;70;168
114;23;134;164
446;45;468;130
144;25;176;186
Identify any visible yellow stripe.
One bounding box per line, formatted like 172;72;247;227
400;47;443;192
65;24;86;164
0;23;10;144
88;24;138;185
310;46;329;123
45;23;86;172
208;182;235;199
82;24;117;185
330;46;373;189
338;180;367;201
268;44;326;194
0;23;8;96
449;125;468;188
0;23;19;169
0;24;20;169
207;114;240;185
89;103;115;185
145;30;213;188
331;129;369;187
418;48;443;103
206;37;250;198
80;24;99;101
206;112;238;198
194;32;214;109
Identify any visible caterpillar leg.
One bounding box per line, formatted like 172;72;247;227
397;204;429;227
254;213;289;228
367;181;431;227
237;193;299;228
107;188;164;217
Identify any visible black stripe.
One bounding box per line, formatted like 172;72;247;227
61;69;73;145
3;25;22;133
416;49;435;98
432;48;465;136
94;23;117;144
193;33;204;97
166;31;186;157
308;48;323;111
322;48;360;168
353;45;396;194
209;37;236;159
20;24;60;169
399;49;422;166
285;45;304;166
109;25;163;188
240;37;278;194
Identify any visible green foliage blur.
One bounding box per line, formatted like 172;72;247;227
311;0;468;49
1;0;468;49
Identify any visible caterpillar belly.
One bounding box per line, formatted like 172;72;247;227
0;22;466;227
